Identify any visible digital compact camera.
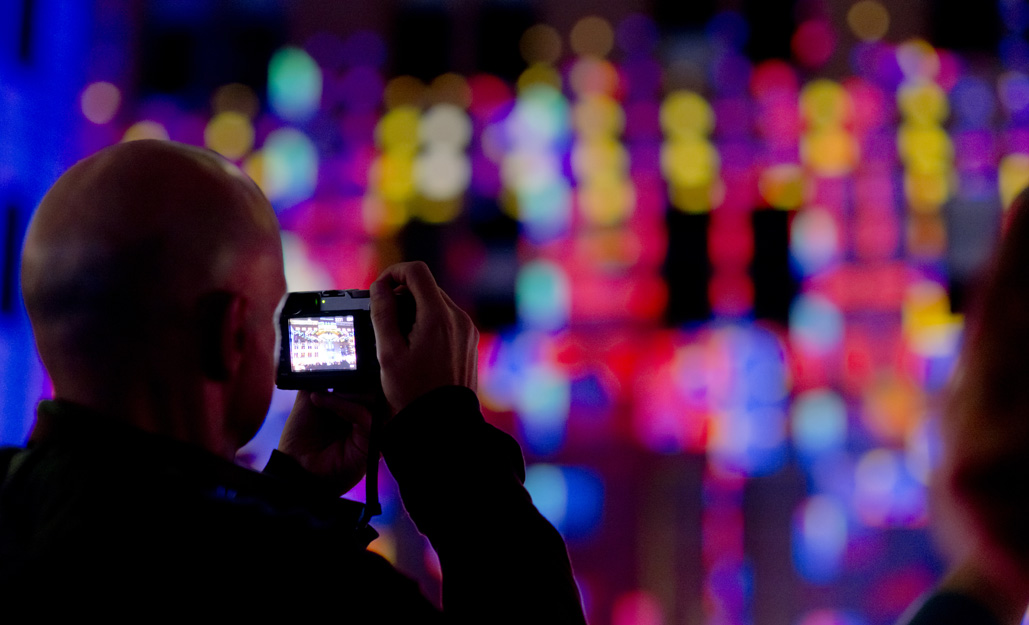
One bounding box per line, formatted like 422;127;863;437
275;289;379;391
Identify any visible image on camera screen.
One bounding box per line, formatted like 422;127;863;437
287;315;358;372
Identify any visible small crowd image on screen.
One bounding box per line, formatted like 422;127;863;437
288;315;358;372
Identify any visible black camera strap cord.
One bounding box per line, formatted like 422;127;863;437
357;420;381;528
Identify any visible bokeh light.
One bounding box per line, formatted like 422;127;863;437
847;1;890;42
203;111;254;161
122;120;170;142
80;81;121;124
521;23;562;65
268;46;323;122
570;16;615;58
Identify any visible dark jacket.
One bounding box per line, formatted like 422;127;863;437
896;591;1005;625
0;386;585;623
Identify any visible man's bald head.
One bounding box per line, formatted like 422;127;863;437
22;140;286;451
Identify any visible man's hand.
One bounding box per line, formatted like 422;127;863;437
277;390;377;496
370;261;479;415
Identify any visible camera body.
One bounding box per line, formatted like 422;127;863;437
275;289;379;391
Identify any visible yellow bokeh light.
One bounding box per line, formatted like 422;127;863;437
81;81;121;125
670;182;722;214
999;153;1029;210
122;120;169;142
897;82;948;125
384;76;424;109
204;111;255;161
212;83;260;119
376;106;421;152
662;138;719;187
411;196;463;224
903;280;960;357
572;138;628;181
800;80;851;129
573;94;625;139
759;164;806;209
518;63;563;92
661;90;715;138
847;0;890;42
243;151;268;195
374;152;417;202
904;171;951;209
579;176;635;226
801;129;858;176
897;125;952;173
521;23;562;65
570;15;614;58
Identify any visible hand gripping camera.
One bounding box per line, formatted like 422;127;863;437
275;290;379;392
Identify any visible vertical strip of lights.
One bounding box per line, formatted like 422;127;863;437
997;0;1029;212
896;40;952;266
698;23;752;625
506;30;573;455
364;76;420;238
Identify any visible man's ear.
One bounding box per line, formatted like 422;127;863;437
196;291;248;381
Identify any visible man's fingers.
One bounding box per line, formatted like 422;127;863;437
376;261;446;319
370;278;403;357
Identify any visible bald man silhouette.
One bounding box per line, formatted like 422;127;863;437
898;189;1029;625
0;140;585;623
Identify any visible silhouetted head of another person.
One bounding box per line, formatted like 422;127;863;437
938;186;1029;583
21;139;286;459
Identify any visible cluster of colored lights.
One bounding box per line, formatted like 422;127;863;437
72;4;1029;624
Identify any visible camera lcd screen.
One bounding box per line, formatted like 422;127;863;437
287;315;358;372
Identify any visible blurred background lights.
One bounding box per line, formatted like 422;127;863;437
847;1;890;42
517;180;573;242
790;293;845;355
429;73;472;108
793;495;848;583
507;85;571;148
80;81;121;124
570;16;615;58
898;82;949;126
792;19;836;68
797;610;866;625
660;90;714;138
212;83;260;119
268;46;322;122
518;364;571;455
759;164;805;209
122;120;169;142
791;389;848;459
261;128;319;208
384;76;425;109
204;111;254;161
521;23;562;65
420;104;472;147
524;464;603;538
611;590;664;625
896;39;941;81
790;208;840;275
903;281;960;357
516;260;571;330
997;71;1029;115
800;80;851;129
999;153;1029;208
415;146;471;204
377;106;421;152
